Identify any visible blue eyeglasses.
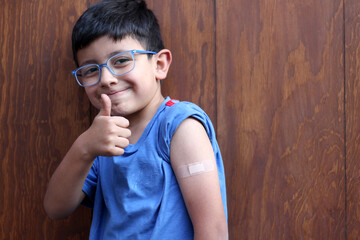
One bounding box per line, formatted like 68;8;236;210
72;50;157;87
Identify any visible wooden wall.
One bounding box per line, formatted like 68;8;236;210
1;0;360;239
0;1;92;239
346;0;360;238
216;0;346;238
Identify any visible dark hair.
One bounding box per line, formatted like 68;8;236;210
72;0;164;66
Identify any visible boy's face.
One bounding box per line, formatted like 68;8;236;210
76;36;162;117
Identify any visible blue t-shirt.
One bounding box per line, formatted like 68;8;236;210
82;97;227;239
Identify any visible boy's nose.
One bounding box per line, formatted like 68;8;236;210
99;66;118;87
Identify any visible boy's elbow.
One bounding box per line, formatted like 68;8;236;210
43;200;59;220
43;188;85;219
43;196;69;220
44;210;61;220
44;205;69;220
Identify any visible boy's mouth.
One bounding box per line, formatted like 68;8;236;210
106;87;131;97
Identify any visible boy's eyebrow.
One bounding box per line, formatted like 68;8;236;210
79;49;131;66
106;50;127;58
79;59;97;66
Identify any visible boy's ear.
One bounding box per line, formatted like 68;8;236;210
154;49;172;80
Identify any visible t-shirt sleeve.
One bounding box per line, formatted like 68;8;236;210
158;101;216;162
81;157;99;208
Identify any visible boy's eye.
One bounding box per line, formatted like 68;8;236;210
110;55;133;68
81;66;99;77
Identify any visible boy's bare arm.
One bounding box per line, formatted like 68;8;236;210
170;118;228;240
44;94;130;219
43;136;95;219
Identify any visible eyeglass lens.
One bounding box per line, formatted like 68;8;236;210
75;51;135;86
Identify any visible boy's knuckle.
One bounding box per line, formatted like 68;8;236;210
122;138;130;147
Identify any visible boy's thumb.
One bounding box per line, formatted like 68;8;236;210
98;94;112;116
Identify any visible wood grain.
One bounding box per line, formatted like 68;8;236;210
148;0;217;124
216;0;345;239
345;0;360;238
0;0;92;239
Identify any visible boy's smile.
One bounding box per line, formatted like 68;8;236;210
76;35;166;120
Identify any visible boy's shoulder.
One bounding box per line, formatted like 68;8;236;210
157;98;210;161
159;98;209;133
163;98;203;112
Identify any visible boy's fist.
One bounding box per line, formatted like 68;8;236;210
82;94;131;158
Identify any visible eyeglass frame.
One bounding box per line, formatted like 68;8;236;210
71;49;158;87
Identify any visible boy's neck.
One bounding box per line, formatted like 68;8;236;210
126;94;165;145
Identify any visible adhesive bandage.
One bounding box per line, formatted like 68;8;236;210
176;160;215;178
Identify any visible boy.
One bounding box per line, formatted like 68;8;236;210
44;0;228;239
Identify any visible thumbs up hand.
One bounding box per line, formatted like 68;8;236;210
98;93;113;117
80;94;131;159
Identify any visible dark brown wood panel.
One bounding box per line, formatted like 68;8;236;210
148;0;217;123
0;0;92;239
216;0;345;239
345;0;360;238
